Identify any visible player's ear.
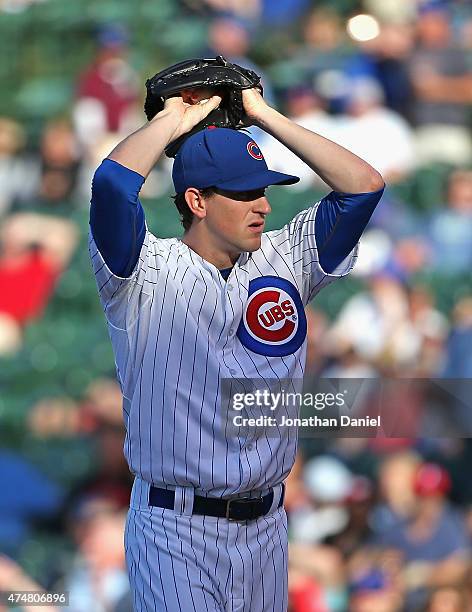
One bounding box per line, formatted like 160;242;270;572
184;188;207;220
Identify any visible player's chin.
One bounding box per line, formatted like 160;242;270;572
244;235;263;252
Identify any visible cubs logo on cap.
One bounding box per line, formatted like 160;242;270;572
247;141;264;160
237;276;307;357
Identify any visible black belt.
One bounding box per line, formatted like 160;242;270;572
149;484;285;522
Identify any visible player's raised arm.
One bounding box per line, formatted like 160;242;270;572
89;94;221;277
242;88;384;194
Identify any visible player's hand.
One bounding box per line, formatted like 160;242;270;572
162;93;222;144
242;88;272;125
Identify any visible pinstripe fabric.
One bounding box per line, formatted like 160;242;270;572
126;479;288;612
89;200;357;496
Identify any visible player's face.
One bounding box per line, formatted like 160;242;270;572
204;187;271;256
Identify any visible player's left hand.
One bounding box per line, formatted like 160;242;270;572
242;88;272;125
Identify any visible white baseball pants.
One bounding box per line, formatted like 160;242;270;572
125;477;288;612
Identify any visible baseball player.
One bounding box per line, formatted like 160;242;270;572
89;76;384;610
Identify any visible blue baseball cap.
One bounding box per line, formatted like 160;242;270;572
172;127;299;193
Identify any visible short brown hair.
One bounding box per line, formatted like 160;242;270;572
172;188;216;232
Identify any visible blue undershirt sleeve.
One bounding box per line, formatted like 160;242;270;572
90;158;146;277
315;186;385;273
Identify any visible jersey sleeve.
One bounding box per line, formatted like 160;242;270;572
315;188;384;272
275;188;383;304
90;159;146;277
88;159;160;326
89;227;155;327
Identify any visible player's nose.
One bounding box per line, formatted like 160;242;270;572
253;196;271;215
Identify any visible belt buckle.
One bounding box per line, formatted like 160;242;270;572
225;497;256;522
225;498;245;522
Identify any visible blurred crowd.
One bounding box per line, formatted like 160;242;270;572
286;446;472;612
1;0;472;610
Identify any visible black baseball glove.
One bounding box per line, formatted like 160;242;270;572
144;55;262;157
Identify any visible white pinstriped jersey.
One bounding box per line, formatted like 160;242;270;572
89;200;357;496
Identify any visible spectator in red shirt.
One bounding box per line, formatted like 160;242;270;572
76;24;139;134
0;213;77;325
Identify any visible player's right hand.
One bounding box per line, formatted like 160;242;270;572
242;88;272;125
162;94;222;144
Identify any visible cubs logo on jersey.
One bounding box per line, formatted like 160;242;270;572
237;276;307;356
